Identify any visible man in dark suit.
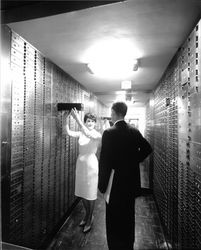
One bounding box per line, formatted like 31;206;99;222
98;101;152;250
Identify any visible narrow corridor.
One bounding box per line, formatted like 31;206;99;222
47;165;169;250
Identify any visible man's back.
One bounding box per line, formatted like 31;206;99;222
99;120;152;196
106;120;143;168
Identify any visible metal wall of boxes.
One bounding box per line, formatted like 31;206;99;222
1;25;107;249
145;19;201;249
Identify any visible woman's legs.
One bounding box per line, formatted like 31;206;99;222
85;199;95;226
82;199;95;224
81;199;95;232
81;199;89;222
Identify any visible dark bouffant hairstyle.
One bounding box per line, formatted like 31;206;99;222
112;102;127;117
84;113;97;123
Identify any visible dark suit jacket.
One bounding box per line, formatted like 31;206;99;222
98;120;152;200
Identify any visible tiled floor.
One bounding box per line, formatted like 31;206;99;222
47;165;169;250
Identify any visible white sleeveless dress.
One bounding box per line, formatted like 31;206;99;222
75;131;100;200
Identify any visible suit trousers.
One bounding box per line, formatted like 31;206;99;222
105;197;135;250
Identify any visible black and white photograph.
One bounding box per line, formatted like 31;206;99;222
1;0;201;249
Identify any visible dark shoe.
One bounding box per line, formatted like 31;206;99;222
83;224;92;233
83;216;94;233
79;220;86;227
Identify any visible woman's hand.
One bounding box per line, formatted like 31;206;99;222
71;108;81;124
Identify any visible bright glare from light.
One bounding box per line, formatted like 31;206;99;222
115;91;126;102
1;55;13;99
88;61;135;79
84;39;141;79
116;90;126;95
149;99;155;107
88;101;94;108
125;101;134;106
121;80;132;90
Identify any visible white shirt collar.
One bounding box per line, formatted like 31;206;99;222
114;119;124;125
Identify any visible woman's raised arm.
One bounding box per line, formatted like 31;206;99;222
71;108;101;140
63;111;80;138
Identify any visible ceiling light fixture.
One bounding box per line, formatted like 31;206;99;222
84;39;141;79
121;80;132;90
87;59;138;79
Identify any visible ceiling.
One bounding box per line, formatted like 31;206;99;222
3;0;201;108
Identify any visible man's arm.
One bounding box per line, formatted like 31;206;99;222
98;130;112;193
138;131;152;162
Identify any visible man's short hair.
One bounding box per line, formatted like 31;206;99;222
112;102;127;117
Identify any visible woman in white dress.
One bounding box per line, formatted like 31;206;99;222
65;108;101;233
